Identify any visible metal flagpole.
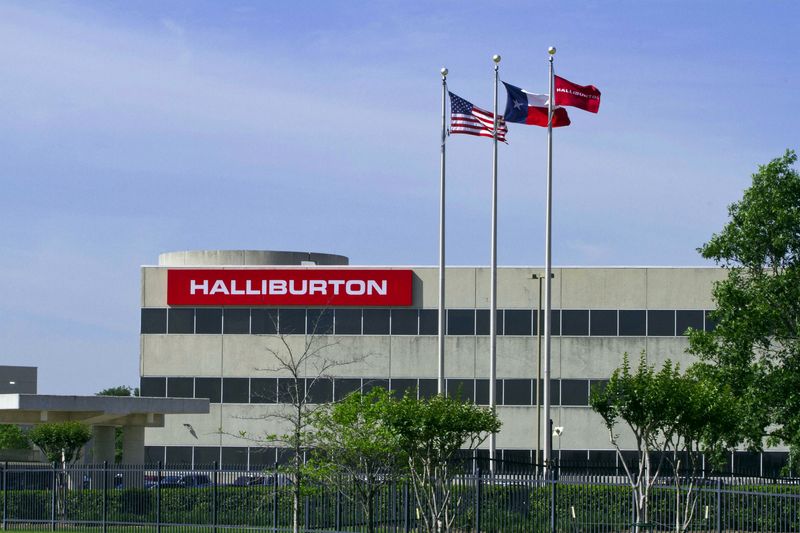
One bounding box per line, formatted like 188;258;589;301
542;46;556;474
489;54;501;470
438;67;448;396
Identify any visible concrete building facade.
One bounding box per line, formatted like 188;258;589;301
139;250;785;475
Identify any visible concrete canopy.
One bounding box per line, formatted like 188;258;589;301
0;394;209;464
0;394;208;427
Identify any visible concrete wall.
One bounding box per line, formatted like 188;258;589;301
141;265;726;454
0;366;37;394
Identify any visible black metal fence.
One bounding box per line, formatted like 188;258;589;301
1;460;799;532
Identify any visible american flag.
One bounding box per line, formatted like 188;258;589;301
449;92;508;141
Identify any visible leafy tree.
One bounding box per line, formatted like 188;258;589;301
689;149;800;469
307;388;403;533
590;353;740;533
383;392;501;533
0;424;30;449
28;421;92;465
97;385;139;397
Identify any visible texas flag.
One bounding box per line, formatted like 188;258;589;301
502;82;570;127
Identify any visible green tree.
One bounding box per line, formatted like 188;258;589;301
28;421;92;465
97;385;139;397
689;149;800;469
0;424;30;449
590;353;740;533
383;392;501;533
307;388;403;533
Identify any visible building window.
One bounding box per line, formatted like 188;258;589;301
676;310;704;336
536;379;560;405
561;310;589;336
539;310;561;336
590;310;617;336
417;379;438;399
222;378;249;404
278;378;304;403
165;446;192;466
193;446;220;466
167;309;194;334
561;379;589;406
167;377;193;398
419;309;439;335
334;308;362;335
503;379;531;406
334;378;361;401
141;309;167;334
391;309;418;335
195;308;222;334
390;379;418;399
446;379;475;402
619;310;646;336
251;309;278;334
362;309;390;334
475;310;503;336
221;447;248;467
475;379;503;405
223;309;250;334
307;309;333;335
447;309;475;335
195;377;221;403
647;310;675;336
250;378;277;403
249;447;277;469
140;377;166;397
306;378;333;403
504;310;532;336
279;309;306;335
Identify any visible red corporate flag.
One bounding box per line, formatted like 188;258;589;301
554;75;601;113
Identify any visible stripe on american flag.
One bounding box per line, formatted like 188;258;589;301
449;92;508;141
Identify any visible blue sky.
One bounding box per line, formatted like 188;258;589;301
0;1;797;394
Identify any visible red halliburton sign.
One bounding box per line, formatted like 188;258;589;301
167;269;414;307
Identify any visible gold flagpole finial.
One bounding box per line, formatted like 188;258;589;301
492;54;501;63
548;46;556;56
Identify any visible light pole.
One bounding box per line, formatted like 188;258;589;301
532;272;554;469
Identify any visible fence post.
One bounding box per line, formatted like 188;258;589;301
304;493;310;531
50;462;56;532
102;461;108;533
2;461;7;531
272;462;278;533
334;475;341;531
715;478;722;533
156;461;162;533
212;461;218;533
474;467;481;533
403;481;410;533
549;468;557;533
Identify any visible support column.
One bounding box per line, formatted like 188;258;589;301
90;426;116;490
122;426;145;464
92;426;116;464
122;426;146;488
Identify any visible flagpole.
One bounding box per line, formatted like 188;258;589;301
542;46;556;475
438;67;448;396
489;53;501;471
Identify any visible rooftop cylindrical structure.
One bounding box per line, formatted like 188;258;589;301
158;250;349;267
